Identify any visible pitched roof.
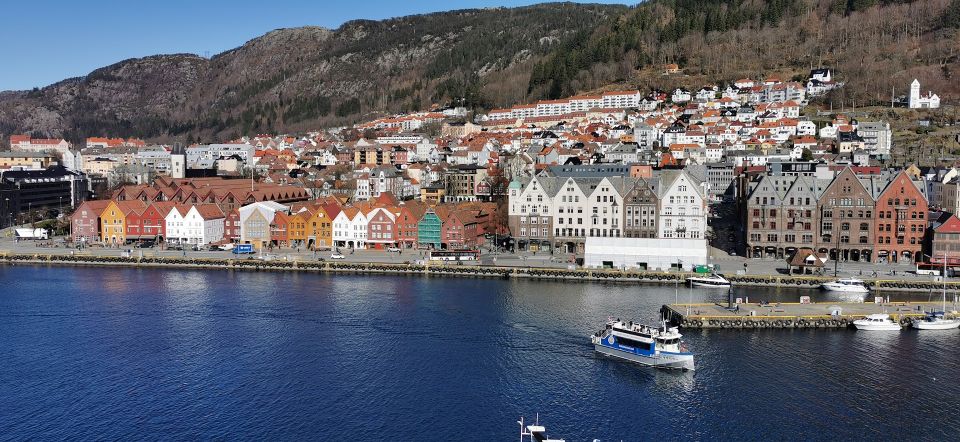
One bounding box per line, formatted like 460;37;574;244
935;215;960;233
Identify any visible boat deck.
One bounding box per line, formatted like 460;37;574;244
661;301;957;329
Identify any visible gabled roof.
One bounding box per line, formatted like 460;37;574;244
935;215;960;233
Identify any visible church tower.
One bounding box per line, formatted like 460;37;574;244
908;79;921;108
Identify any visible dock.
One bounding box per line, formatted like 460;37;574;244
660;302;957;329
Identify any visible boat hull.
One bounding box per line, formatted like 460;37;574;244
852;322;902;331
689;280;731;288
820;284;870;294
594;343;695;371
911;319;960;330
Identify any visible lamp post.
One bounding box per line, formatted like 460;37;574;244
675;259;683;304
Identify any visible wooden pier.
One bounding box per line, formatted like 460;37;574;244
660;301;957;329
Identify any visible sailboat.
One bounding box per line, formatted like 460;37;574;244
912;256;960;330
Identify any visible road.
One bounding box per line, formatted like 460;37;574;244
0;231;931;278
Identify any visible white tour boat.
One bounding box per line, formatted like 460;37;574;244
592;319;695;371
687;273;731;288
853;314;902;331
820;278;870;294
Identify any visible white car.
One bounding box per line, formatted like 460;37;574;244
330;253;346;260
386;246;401;252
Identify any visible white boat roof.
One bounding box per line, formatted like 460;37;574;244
865;314;890;320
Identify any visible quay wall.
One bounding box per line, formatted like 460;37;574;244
659;303;952;330
2;253;960;292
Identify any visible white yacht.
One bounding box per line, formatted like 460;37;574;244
592;319;695;371
853;314;902;331
912;312;960;330
518;415;565;442
912;261;960;330
687;273;731;288
820;278;870;294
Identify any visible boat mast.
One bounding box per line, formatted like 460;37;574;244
943;251;948;312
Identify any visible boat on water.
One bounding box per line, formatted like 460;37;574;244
912;257;960;330
518;415;565;442
820;278;870;294
912;312;960;330
591;319;695;371
687;273;731;288
853;314;902;331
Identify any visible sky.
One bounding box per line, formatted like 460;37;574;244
1;0;630;92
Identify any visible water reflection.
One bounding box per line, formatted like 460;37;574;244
1;266;959;441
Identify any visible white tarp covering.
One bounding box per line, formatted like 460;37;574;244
584;237;708;271
14;228;48;239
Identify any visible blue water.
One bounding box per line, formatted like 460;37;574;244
1;266;958;440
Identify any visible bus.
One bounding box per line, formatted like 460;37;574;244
915;262;943;276
428;249;480;261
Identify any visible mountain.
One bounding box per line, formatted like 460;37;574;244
0;2;626;143
4;0;959;145
529;0;960;106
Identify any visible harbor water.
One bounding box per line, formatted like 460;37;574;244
1;266;958;440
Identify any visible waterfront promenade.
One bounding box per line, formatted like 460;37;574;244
1;229;949;291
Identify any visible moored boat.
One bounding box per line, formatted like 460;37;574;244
912;257;960;330
853;314;902;331
591;319;695;371
820;278;870;294
911;312;960;330
687;273;731;288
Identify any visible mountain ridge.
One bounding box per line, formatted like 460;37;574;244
3;0;959;145
0;2;626;143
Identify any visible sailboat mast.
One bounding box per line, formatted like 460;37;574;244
943;252;947;312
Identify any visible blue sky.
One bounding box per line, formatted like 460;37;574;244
2;0;630;91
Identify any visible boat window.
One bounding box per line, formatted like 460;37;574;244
617;337;651;351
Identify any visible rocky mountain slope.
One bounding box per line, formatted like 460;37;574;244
0;3;625;142
3;0;959;145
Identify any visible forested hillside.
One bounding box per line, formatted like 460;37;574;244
2;0;959;144
530;0;960;105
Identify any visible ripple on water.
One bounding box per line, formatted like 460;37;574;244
0;266;958;440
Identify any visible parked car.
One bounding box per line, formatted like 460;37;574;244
330;253;346;260
218;244;234;251
386;246;401;252
137;241;155;249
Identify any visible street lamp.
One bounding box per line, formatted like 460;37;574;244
675;259;683;304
